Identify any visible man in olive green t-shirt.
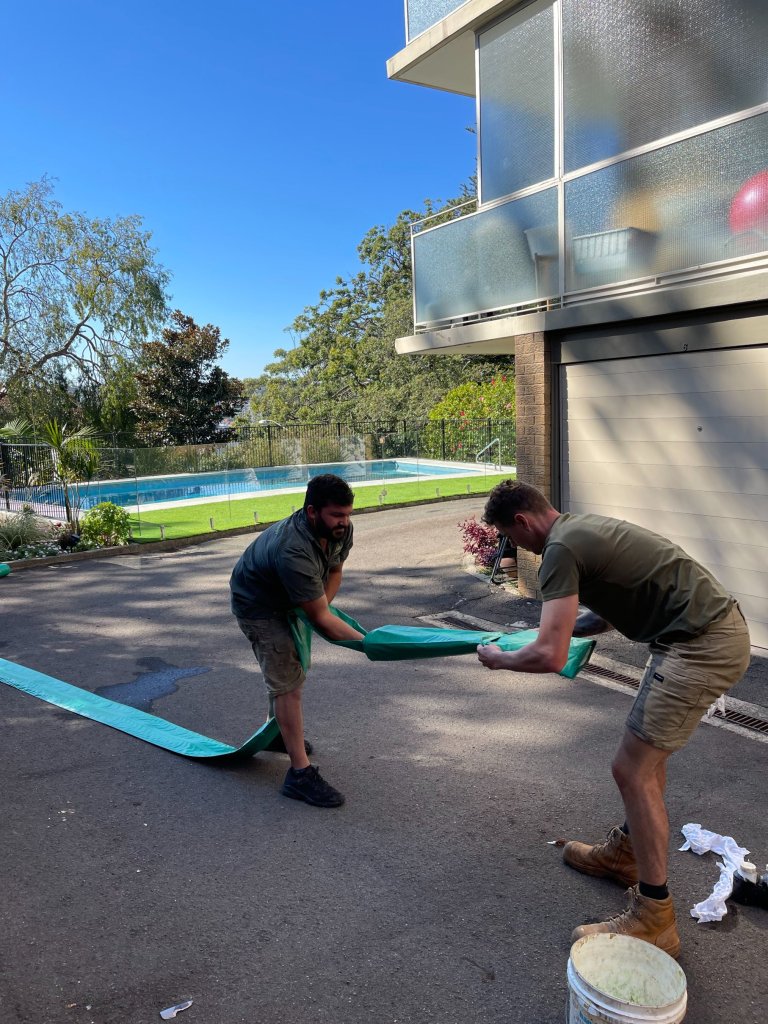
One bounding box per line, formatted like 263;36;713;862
477;481;750;958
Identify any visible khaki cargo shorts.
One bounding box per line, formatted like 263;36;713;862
626;604;751;752
236;616;305;700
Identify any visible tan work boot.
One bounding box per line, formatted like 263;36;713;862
571;885;681;959
563;826;639;887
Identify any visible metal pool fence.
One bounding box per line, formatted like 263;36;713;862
0;419;516;520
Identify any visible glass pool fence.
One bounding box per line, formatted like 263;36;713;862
0;419;516;522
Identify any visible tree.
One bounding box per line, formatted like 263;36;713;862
74;357;140;444
0;177;169;402
133;311;243;445
1;363;80;428
251;187;509;423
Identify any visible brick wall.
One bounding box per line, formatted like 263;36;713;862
514;331;552;597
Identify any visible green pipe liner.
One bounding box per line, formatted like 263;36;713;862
289;607;596;678
0;657;280;759
0;608;595;760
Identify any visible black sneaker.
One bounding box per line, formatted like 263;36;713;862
281;765;345;808
265;733;313;755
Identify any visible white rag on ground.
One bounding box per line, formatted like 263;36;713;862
679;823;750;923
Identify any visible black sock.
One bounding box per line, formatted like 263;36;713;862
639;881;669;900
619;821;630;835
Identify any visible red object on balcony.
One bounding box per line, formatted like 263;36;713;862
728;170;768;236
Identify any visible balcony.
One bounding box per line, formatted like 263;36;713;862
406;0;471;41
413;190;559;327
413;111;768;331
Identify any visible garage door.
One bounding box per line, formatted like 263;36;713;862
561;346;768;649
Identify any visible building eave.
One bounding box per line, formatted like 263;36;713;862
386;0;523;95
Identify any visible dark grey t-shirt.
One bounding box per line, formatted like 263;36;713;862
230;509;353;620
539;513;733;643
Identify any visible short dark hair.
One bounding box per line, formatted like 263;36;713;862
304;473;355;511
483;480;553;527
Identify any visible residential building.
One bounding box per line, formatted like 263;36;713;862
388;0;768;648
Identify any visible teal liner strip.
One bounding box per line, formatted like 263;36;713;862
0;658;279;759
292;607;596;679
0;609;594;760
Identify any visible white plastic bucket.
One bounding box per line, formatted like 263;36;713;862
566;934;687;1023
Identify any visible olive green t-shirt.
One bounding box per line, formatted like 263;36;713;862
539;513;733;643
230;509;352;620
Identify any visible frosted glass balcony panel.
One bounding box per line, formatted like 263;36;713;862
413;189;559;325
563;0;768;172
479;2;555;201
406;0;470;40
565;114;768;292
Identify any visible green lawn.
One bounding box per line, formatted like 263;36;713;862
128;472;513;542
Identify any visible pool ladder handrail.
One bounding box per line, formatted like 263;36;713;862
475;437;501;470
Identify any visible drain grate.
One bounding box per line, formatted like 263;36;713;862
417;611;527;633
584;665;768;740
710;706;768;736
583;663;641;689
434;614;504;631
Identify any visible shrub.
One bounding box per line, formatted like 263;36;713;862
4;540;63;560
79;502;132;547
429;375;516;420
458;515;500;568
0;509;64;561
0;507;49;552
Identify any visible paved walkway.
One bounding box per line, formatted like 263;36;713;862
2;498;766;1024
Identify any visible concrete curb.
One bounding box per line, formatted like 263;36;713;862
1;492;488;573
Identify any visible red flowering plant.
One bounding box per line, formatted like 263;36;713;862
458;515;500;568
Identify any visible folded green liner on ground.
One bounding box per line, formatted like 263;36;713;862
0;607;595;760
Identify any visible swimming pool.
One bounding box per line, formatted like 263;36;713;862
65;459;492;510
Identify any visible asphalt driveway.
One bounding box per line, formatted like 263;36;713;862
2;498;766;1024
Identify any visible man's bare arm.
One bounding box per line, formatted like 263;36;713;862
477;594;580;674
324;563;344;605
299;591;364;641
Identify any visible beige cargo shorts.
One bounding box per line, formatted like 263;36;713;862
236;616;305;700
627;604;751;752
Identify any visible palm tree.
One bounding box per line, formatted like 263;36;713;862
0;419;101;528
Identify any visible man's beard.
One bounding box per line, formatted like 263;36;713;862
313;518;345;542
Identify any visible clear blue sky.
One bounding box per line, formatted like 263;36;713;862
2;1;476;381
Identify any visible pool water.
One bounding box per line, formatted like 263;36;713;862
69;459;486;509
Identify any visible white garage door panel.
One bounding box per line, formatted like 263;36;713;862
567;415;768;444
565;462;768;495
735;600;768;649
566;439;768;469
564;502;768;549
566;481;768;520
569;347;768;377
562;345;768;649
659;537;768;576
704;563;768;599
567;390;768;420
567;366;767;400
556;515;765;575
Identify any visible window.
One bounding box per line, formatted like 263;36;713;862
478;1;555;202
